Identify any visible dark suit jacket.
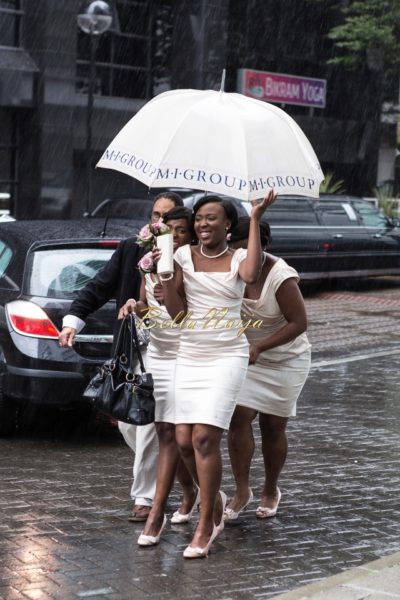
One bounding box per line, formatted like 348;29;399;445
68;237;144;325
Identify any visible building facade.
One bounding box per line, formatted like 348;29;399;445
0;0;396;218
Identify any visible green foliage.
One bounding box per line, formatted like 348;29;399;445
374;184;399;218
315;0;400;72
319;172;346;194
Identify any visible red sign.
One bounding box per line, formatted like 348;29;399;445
237;69;326;109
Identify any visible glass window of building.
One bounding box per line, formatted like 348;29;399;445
76;0;152;99
0;110;18;216
0;0;23;48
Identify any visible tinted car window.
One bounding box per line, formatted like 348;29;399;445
27;248;115;298
264;200;318;225
0;240;12;277
318;203;358;226
353;201;388;227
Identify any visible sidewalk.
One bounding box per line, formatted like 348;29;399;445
1;282;400;599
272;552;400;600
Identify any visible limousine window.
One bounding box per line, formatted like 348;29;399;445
265;200;318;225
318;203;358;226
352;201;388;228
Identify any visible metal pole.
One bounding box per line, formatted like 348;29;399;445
85;29;96;216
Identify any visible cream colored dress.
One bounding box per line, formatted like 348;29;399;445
144;273;180;423
173;244;249;430
237;256;311;417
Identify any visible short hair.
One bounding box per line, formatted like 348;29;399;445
163;206;196;243
153;191;184;207
229;216;271;248
163;206;192;223
192;195;238;232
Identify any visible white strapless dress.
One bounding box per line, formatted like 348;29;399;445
173;245;249;430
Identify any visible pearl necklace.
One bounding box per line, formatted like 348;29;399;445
200;244;229;259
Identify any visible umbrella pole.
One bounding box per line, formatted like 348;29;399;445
220;69;226;92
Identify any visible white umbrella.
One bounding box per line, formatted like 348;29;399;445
97;88;323;201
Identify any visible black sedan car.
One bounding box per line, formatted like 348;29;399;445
0;219;138;436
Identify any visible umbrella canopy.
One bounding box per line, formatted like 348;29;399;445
97;88;324;201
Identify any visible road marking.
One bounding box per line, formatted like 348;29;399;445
77;589;113;598
312;348;400;368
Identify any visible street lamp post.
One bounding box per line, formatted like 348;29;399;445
77;1;113;216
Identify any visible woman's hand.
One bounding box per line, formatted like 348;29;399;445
250;189;277;221
118;298;136;320
153;282;164;304
248;344;260;365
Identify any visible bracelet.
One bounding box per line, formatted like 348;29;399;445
159;273;173;282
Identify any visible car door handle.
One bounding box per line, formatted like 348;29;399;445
333;234;343;239
372;233;382;239
75;334;114;343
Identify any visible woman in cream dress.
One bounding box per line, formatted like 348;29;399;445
224;218;311;522
120;208;199;545
160;192;275;558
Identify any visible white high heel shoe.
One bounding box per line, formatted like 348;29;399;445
183;524;219;559
137;515;167;546
224;489;254;522
255;488;282;519
170;487;200;524
216;490;227;534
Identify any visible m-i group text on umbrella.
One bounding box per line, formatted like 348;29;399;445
101;148;319;195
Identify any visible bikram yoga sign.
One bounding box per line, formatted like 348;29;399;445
238;69;326;109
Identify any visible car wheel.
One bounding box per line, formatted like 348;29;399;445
0;379;18;437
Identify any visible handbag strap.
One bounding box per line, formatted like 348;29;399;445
127;314;146;374
112;317;128;360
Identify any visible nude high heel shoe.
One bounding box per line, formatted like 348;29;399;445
183;524;219;559
216;490;227;534
137;515;167;546
170;487;200;524
255;488;282;519
224;489;254;522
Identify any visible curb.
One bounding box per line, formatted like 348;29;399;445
271;552;400;600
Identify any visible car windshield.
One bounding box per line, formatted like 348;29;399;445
26;248;115;298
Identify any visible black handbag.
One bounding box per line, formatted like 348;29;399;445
82;314;155;425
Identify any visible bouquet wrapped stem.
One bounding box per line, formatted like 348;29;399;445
156;232;174;275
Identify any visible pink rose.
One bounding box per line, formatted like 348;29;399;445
137;225;154;246
138;252;154;273
151;221;170;235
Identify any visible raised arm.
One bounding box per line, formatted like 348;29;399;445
238;190;277;284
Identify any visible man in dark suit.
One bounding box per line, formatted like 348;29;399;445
59;192;184;521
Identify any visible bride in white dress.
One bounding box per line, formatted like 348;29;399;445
159;191;276;558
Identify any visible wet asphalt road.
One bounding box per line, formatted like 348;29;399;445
1;277;400;600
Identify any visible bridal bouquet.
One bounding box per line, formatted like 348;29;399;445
136;220;174;277
136;221;171;250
